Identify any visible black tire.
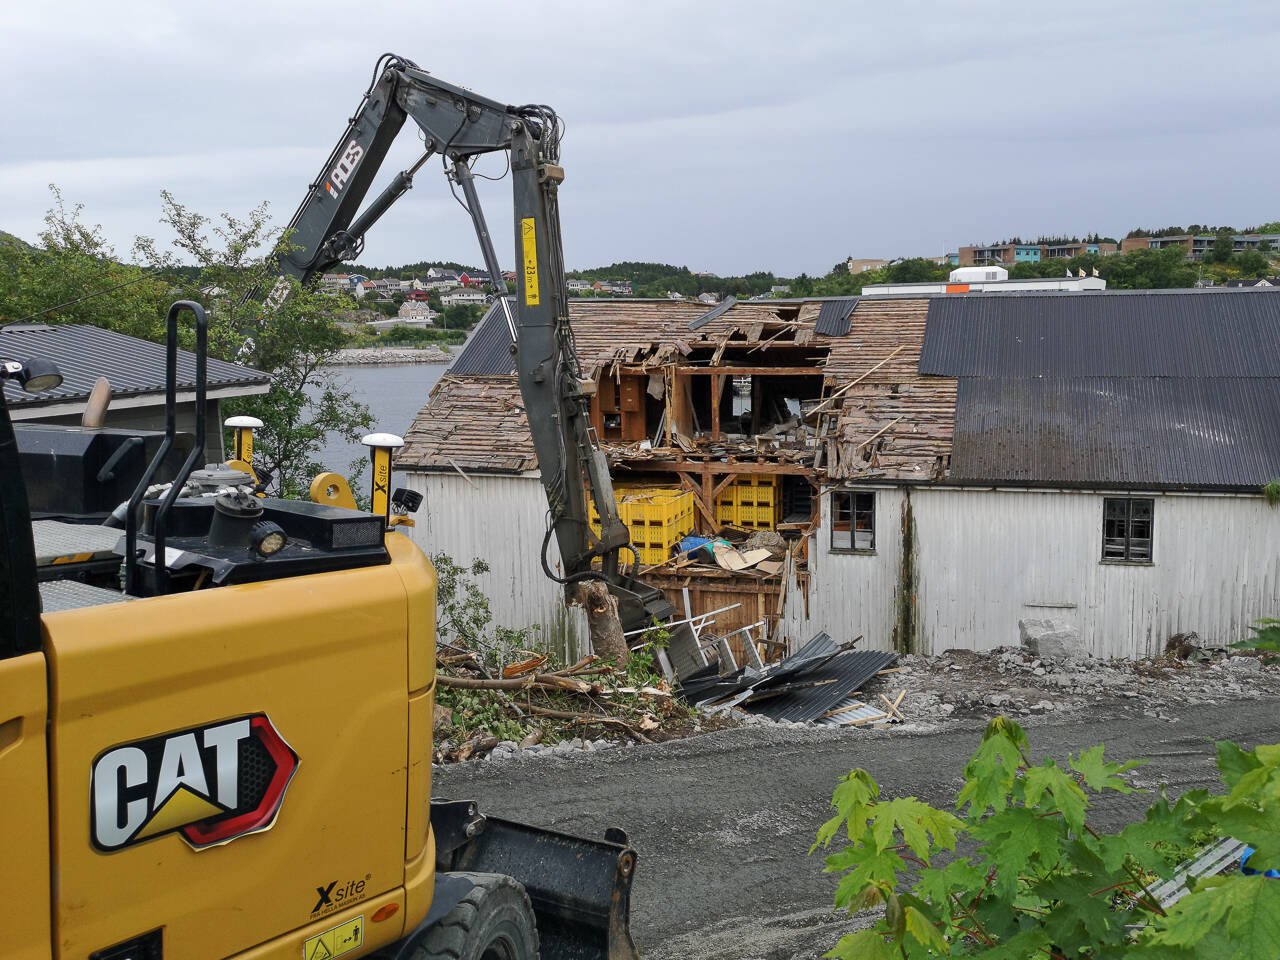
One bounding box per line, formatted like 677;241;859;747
410;872;539;960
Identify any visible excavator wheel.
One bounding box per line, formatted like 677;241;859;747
409;873;539;960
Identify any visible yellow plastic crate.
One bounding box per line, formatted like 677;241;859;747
714;476;781;529
588;487;695;565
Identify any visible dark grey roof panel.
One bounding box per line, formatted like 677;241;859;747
921;291;1280;377
446;298;517;376
751;650;899;722
687;296;736;330
0;323;268;408
814;297;858;336
950;377;1280;488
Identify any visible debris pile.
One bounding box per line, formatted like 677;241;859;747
874;643;1280;724
432;650;734;765
678;632;906;727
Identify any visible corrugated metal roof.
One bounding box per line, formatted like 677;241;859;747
814;297;858;336
687;296;736;330
950;377;1280;488
921;290;1280;377
0;323;268;408
446;298;517;376
750;650;898;722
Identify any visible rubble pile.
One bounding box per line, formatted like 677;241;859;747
872;644;1280;724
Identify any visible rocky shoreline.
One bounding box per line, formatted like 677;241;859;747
328;346;452;365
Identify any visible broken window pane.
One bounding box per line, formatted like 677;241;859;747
1101;497;1155;562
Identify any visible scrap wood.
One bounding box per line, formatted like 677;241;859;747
523;704;654;744
840;712;890;727
503;653;550;678
876;666;910;675
878;690;907;722
805;346;906;420
820;699;866;720
437;672;601;695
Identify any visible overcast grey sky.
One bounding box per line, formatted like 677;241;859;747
3;2;1277;277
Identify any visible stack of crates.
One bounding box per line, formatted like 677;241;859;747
588;486;696;565
714;475;782;530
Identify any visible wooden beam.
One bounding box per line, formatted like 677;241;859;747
677;471;719;531
669;366;825;377
710;373;721;442
639;459;814;476
711;472;738;500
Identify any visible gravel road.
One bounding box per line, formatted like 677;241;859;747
434;695;1280;959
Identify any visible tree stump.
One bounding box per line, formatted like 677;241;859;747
570;579;629;668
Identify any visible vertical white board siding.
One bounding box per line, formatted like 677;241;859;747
784;487;1280;659
779;487;907;653
403;471;588;660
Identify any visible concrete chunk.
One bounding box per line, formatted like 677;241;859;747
1019;618;1084;661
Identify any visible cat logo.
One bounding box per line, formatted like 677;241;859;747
90;714;298;853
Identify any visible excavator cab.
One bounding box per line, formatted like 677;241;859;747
0;301;641;960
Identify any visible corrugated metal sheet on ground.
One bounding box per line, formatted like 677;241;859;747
814;297;858;337
446;298;518;376
750;650;898;722
920;290;1280;377
950;377;1280;488
817;699;893;727
0;324;268;408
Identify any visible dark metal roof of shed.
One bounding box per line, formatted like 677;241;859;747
949;377;1280;489
0;323;269;409
921;290;1280;377
446;298;517;376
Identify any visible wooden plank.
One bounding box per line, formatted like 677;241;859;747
639;459;814;476
671;366;826;377
678;471;719;530
710;373;722;441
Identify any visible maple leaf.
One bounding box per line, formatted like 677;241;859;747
1023;760;1089;833
1070;743;1146;794
869;796;964;860
958;729;1024;818
827;847;905;913
1148;875;1280;958
814;769;879;851
904;904;949;954
966;926;1052;960
1216;739;1263;790
971;806;1065;900
823;928;897;960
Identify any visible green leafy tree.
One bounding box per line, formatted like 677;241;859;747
816;715;1280;959
0;186;171;338
1208;228;1237;265
1236;249;1270;277
136;191;373;497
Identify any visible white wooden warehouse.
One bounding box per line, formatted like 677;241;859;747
398;290;1280;661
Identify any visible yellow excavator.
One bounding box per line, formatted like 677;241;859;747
0;55;656;960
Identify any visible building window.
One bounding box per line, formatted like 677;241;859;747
1102;497;1154;562
832;491;875;552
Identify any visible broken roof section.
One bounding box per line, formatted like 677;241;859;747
399;289;1280;491
399;375;537;473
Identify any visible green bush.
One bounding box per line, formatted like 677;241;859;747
816;716;1280;958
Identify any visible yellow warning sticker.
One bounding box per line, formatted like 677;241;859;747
303;915;363;960
521;217;540;307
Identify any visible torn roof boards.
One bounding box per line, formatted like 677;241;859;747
400;289;1280;491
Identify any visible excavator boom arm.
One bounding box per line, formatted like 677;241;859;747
275;55;672;628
